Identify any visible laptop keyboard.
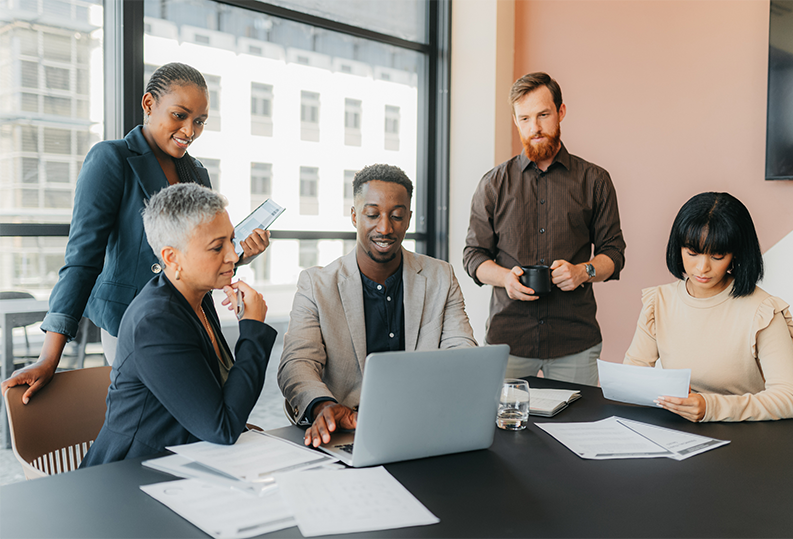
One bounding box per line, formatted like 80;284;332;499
335;443;354;454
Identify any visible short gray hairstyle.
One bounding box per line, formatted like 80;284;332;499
143;183;228;262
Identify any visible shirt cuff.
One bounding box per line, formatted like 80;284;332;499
298;397;338;426
464;251;494;287
40;312;81;341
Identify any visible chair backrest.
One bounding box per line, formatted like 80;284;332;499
4;366;111;480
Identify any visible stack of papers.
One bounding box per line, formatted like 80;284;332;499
530;388;581;417
141;431;438;538
536;416;729;460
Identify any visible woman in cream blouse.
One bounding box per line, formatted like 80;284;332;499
624;192;793;422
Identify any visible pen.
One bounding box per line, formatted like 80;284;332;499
236;288;245;320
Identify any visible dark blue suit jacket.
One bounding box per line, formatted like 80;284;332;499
80;274;276;466
42;126;211;339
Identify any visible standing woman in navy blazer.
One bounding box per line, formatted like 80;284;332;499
81;183;277;465
1;63;268;402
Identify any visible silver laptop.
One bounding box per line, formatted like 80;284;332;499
318;344;509;467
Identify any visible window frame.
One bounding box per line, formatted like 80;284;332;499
1;0;452;261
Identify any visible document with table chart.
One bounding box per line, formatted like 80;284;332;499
536;416;729;460
141;479;295;539
273;466;439;537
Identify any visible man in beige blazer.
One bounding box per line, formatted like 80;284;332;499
278;164;477;447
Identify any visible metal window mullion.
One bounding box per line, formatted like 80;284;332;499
105;0;144;140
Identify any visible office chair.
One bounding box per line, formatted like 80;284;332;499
4;366;111;480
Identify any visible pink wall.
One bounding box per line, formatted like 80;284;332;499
512;0;793;362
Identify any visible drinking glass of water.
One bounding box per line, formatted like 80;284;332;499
497;379;530;430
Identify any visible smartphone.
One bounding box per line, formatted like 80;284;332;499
234;199;285;257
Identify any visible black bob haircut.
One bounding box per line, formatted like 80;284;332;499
352;164;413;200
666;192;763;298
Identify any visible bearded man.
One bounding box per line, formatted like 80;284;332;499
463;72;626;385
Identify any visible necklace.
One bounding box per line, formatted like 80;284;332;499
198;307;220;356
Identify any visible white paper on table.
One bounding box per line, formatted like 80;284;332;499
143;454;272;495
140;479;295;539
536;417;675;459
274;466;439;537
616;418;729;460
167;431;335;482
598;359;690;406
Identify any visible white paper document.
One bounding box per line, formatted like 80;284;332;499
598;359;690;406
274;466;440;537
536;416;728;460
140;479;295;539
167;430;335;482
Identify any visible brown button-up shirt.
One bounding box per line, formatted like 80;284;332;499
463;144;626;359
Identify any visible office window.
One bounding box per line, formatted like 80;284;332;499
300;91;320;142
250;162;272;211
299;166;319;215
344;98;362;147
139;0;445;319
385;105;400;151
342;169;356;216
197;157;220;192
251;82;274;137
205;74;221;131
298;239;319;268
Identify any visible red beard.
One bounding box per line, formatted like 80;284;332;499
520;124;562;164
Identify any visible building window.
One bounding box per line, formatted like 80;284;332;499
299;239;319;268
299;166;319;215
250;162;272;211
385;105;400;151
197;157;221;192
300;91;320;142
343;169;356;216
251;82;274;137
205;74;221;131
344;98;362;146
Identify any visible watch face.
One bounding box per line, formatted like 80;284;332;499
586;264;596;278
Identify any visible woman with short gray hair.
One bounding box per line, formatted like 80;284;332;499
81;183;276;466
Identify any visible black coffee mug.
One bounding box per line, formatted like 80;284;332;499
519;265;551;297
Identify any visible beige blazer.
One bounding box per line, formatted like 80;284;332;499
278;248;477;422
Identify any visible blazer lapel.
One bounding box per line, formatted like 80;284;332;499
338;251;368;372
402;249;425;351
125;127;169;200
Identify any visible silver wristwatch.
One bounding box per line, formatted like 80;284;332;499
585;263;596;280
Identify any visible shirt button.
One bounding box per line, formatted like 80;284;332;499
377;285;382;290
539;228;545;234
540;258;545;264
540;199;545;204
389;332;395;338
387;296;391;301
151;263;162;274
539;320;545;325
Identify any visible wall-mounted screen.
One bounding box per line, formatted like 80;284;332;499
767;0;793;180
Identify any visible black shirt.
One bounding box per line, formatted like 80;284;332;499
360;261;405;354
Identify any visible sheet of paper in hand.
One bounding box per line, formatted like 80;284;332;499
597;359;690;407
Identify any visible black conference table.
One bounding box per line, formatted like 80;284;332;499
2;376;792;538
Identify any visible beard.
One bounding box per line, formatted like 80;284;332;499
520;124;562;164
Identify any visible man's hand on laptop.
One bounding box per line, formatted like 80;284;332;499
305;402;358;448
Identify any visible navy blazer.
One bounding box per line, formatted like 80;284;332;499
42;126;211;339
81;274;276;467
